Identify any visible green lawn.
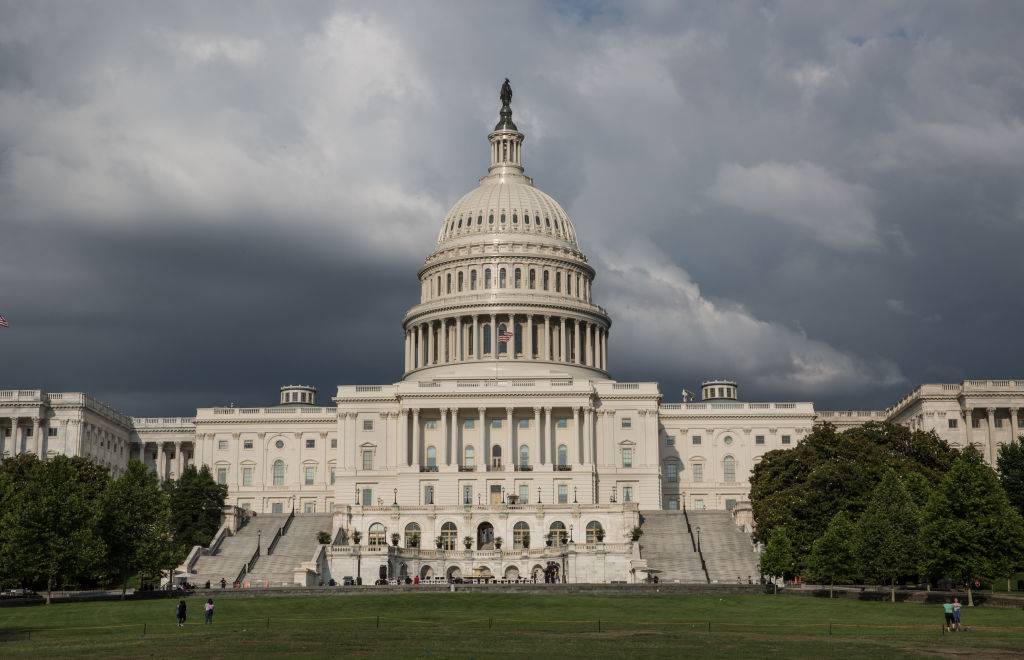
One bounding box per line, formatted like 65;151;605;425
1;592;1022;658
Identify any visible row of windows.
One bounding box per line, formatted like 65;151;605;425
678;434;791;446
215;461;336;487
425;266;589;301
216;437;339;450
661;457;737;483
442;210;573;241
281;391;314;404
362;519;603;550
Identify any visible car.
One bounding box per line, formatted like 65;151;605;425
1;588;36;598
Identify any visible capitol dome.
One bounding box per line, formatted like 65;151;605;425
401;80;611;382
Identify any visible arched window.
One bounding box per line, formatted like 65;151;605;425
566;275;572;296
499;268;506;288
555;272;561;292
529;269;536;289
512;212;518;224
723;455;736;482
368;523;386;548
458;271;464;292
272;459;285;485
437;276;441;295
543;271;550;290
464;446;475;467
545;216;551;228
470;270;477;290
513;521;530;549
500;213;506;223
498;323;508;354
549;521;567;546
576;275;581;297
535;214;540;226
514;268;521;288
483;324;492;354
446;273;451;294
488;214;494;224
477;214;482;225
514;321;523;354
557;444;568;466
458;217;463;228
484;268;492;289
426;446;437;467
404;523;421;548
441;522;458;550
586;521;604;544
524;213;530;224
519;444;529;467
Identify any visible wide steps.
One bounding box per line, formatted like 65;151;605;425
685;511;760;583
191;514;289;586
638;511;707;583
247;514;332;587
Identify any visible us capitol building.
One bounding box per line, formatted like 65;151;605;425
3;83;1022;585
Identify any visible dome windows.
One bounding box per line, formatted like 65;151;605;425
529;269;536;289
488;214;494;224
500;213;506;223
545;217;551;228
484;268;492;289
514;212;520;224
477;215;482;225
514;268;522;288
499;268;507;288
458;217;463;228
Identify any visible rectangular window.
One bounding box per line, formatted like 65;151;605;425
518;484;529;502
331;438;338;448
304;466;315;485
464;419;475;430
667;498;680;510
995;418;1003;428
666;463;678;482
305;438;315;449
243;438;253;449
362;450;373;471
621;418;632;429
622;486;633;503
666;436;675;446
303;502;315;514
463;485;473;505
693;464;704;482
755;435;765;445
242;467;253;486
694;499;705;510
48;427;57;437
781;435;791;445
329;467;335;485
518;419;530;429
622;448;633;468
218;439;228;450
363;419;374;431
725;498;737;511
490;420;502;429
556;419;567;429
948;419;958;429
424;485;434;504
425;420;438;430
692;435;701;445
1019;416;1024;428
557;484;568;504
361;488;373;506
216;467;227;485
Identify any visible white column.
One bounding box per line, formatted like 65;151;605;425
490;314;497;358
412;409;421;469
473;315;480;359
560;318;567;363
479;407;488;465
442;408;450;466
574;407;582;464
1012;408;1020;441
544;316;552;360
442;319;449;363
573;319;581;365
587;323;595;367
506;406;514;468
963;408;972;448
158;442;167;480
174;441;183;478
399;409;409;467
32;417;43;457
545;406;554;466
425;321;433;366
456;317;463;362
526;314;534;360
10;418;19;455
534;407;543;465
584;407;593;464
417;324;425;368
986;407;997;463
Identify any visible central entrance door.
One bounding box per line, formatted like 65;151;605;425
477;522;495;550
489;484;502;505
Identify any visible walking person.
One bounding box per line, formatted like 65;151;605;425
204;598;214;624
176;599;187;628
952;597;961;631
942;600;954;632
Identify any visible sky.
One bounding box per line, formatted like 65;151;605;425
1;1;1023;416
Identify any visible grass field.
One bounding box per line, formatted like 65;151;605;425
1;592;1022;658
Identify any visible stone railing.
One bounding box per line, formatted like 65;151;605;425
197;406;337;419
660;401;814;413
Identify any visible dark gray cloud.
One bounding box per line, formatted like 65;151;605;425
1;1;1022;415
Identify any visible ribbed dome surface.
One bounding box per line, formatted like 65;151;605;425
436;177;578;248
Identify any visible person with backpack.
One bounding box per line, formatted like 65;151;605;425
176;599;187;627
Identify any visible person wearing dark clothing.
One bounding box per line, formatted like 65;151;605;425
220;577;227;589
176;599;187;627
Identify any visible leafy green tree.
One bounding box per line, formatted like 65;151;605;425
750;422;954;569
0;456;107;603
805;511;859;598
856;470;921;602
920;447;1024;606
167;464;228;548
760;527;796;591
98;460;181;597
997;436;1024;518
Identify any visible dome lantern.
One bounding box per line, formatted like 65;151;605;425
487;78;526;179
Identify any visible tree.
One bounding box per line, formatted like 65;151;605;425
920;447;1024;606
997;436;1024;519
750;422;954;570
856;470;921;602
805;512;858;598
167;465;227;549
98;460;180;597
0;456;107;603
760;527;796;591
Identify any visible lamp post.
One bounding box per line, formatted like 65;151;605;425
537;486;542;504
573;486;578;504
696;526;701;553
393;488;398;505
501;486;506;504
569;524;574;543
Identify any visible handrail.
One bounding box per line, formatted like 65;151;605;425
267;527;283;555
247;545;260;571
282;506;296;535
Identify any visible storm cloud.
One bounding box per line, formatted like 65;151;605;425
1;1;1022;415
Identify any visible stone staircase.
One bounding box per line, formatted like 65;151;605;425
190;514;288;587
685;510;760;584
247;514;332;587
638;510;707;583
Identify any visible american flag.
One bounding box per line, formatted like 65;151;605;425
498;330;513;343
0;315;7;328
